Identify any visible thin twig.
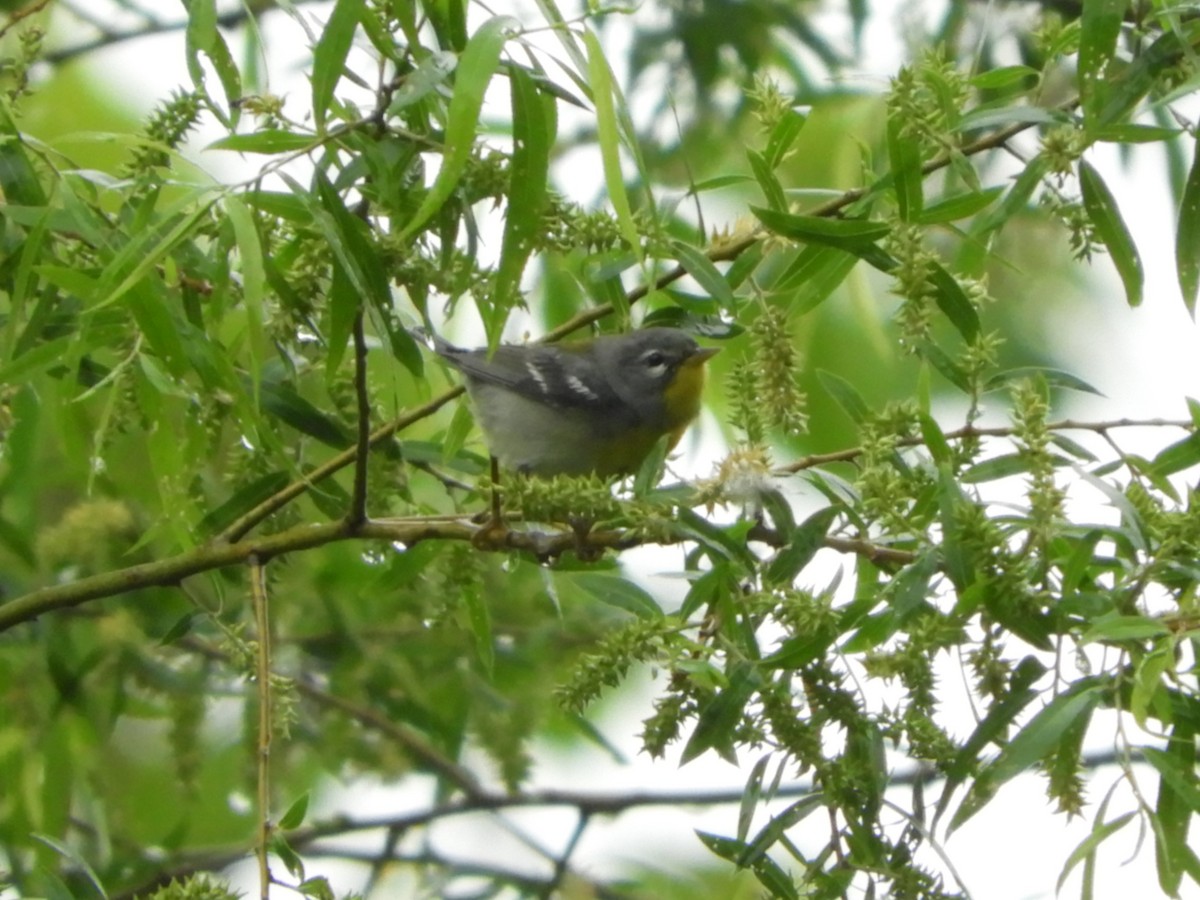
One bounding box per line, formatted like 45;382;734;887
250;555;273;899
777;418;1194;474
215;387;464;543
348;309;371;526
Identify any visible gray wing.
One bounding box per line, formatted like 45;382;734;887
437;343;624;411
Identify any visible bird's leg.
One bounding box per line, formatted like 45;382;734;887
472;455;509;549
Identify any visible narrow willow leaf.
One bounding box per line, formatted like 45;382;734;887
671;240;735;308
208;130;315;154
1079;159;1144;307
917;186;1004;225
696;831;801;900
585;28;641;261
983;366;1102;395
950;681;1103;832
225;197;266;394
1080;613;1170;643
184;0;242;126
400;17;513;239
1078;0;1126;122
197;471;291;536
259;380;353;448
737;755;770;843
928;262;981;341
1056;812;1136;894
92;192;220;312
969;65;1039;89
765;506;838;587
464;584;494;676
681;663;761;764
569;572;663;620
886;116;923;221
773;245;858;314
278;792;310;830
753;205;890;247
495;65;554;318
1176;140;1200;316
1150;431;1200;477
311;0;364;130
764;108;807;169
817;368;870;424
747;150;787;212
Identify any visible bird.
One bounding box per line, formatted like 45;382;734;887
435;327;719;477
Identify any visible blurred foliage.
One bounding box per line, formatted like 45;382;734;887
2;1;1200;899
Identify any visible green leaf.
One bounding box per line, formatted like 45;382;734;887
928;262;981;342
951;680;1104;832
886;115;923;221
568;572;663;620
816;368;870;424
676;508;759;570
748;150;788;212
31;833;108;899
772;245;858;314
671;240;735;309
1057;811;1137;895
0;334;76;384
764;108;807;169
1078;0;1126;123
762;621;839;668
737;754;770;843
225;197;267;393
494;65;555;326
463;583;494;676
91;191;221;312
278;792;310;830
1150;431;1200;477
1079;160;1144;307
983;365;1102;395
1147;721;1200;895
0;102;48;206
260;380;353;448
962;452;1035;483
681;662;761;764
271;833;306;880
1081;613;1170;643
917;186;1004;225
765;506;838;587
196;471;291;536
208;130;316;154
400;17;514;240
311;0;364;130
970;65;1039;90
753;205;890;248
585;28;641;263
696;830;800;900
184;0;242;126
1176;140;1200;316
387;50;457;112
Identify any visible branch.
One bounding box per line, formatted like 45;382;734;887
3;508;924;633
110;748;1140;900
777;418;1195;474
40;1;322;67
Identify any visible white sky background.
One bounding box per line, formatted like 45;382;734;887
32;0;1200;898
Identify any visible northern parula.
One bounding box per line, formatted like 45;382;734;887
436;328;719;477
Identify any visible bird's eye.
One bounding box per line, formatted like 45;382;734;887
644;350;666;368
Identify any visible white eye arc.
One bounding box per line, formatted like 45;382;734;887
643;350;667;372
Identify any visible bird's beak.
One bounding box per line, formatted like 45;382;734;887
686;347;721;367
